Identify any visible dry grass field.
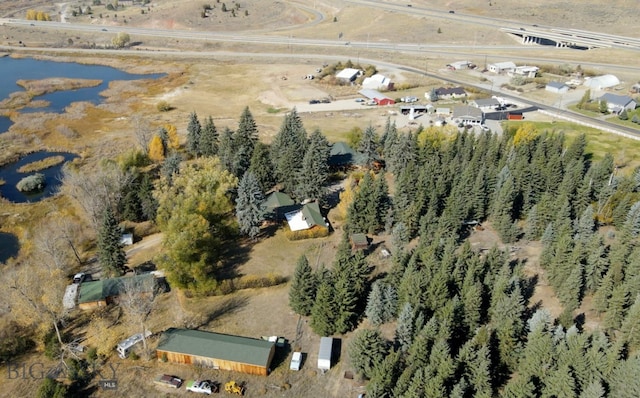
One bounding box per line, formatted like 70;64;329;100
1;0;639;397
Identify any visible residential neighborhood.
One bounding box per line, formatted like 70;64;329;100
1;0;640;397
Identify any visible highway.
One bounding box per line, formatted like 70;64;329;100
1;2;639;139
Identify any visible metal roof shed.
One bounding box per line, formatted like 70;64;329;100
156;328;276;376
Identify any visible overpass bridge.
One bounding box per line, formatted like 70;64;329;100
501;27;640;51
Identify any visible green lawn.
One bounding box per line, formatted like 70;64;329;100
503;120;640;173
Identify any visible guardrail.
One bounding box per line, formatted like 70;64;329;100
537;109;640;141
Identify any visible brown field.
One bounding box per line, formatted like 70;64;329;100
1;0;639;396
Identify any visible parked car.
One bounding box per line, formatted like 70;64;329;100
481;125;491;132
448;10;455;13
355;98;365;103
309;99;320;104
154;374;183;389
290;352;302;371
73;273;86;284
186;380;217;394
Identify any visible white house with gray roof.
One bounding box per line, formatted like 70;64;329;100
598;93;637;113
452;106;484;125
470;98;501;111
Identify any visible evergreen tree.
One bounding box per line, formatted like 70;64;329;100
200;115;219;157
392;221;410;252
579;381;606;398
333;268;360;334
623;201;640;238
396;302;414;352
121;188;142;222
365;280;386;326
609;355;640;398
218;127;235;172
367;349;402;398
235;171;265;240
97;207;126;277
348;329;389;379
161;152;182;182
359;124;378;168
231;107;258;177
294;129;330;201
288;255;317;316
248;142;275;193
186;111;202;156
271;109;307;194
310;278;336;336
137;173;158;221
383;283;398;322
574;205;595;242
621;294;640;350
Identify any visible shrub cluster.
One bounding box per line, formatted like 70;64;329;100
284;226;330;241
17;173;45;192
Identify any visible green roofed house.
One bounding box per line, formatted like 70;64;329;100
284;201;330;232
156;328;276;376
262;191;297;221
77;274;154;310
328;142;367;169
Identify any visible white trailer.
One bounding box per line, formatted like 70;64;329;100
116;330;151;359
318;337;333;372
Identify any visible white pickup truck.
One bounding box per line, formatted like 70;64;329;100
185;380;217;395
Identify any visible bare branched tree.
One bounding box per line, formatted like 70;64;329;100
117;275;159;359
4;258;69;357
62;161;134;230
132;115;154;153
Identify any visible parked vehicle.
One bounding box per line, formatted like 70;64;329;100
318;337;333;371
73;273;86;284
154;374;183;389
224;381;245;395
186;380;217;394
290;352;302;371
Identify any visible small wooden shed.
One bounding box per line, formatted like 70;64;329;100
350;233;369;251
156;328;276;376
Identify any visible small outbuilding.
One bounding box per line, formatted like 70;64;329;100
362;74;394;90
487;61;516;74
358;89;395;106
336;68;362;83
546;82;569;94
350;233;369;251
446;60;474;70
156;328;276;376
510;66;539;78
583;74;620;90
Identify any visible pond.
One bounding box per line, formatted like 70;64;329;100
0;57;164;130
0;232;20;264
0;151;79;203
0;116;11;134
